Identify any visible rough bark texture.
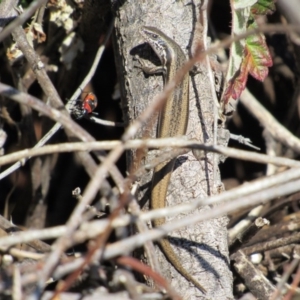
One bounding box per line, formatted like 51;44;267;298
112;0;232;298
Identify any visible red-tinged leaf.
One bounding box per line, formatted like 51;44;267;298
223;51;254;104
233;59;249;99
223;26;273;105
223;70;248;104
245;26;273;81
251;0;275;15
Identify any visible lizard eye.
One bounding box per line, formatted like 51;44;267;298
215;76;219;86
151;33;158;39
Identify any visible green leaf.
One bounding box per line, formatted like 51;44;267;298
233;0;258;10
251;0;276;15
222;0;275;108
245;23;273;81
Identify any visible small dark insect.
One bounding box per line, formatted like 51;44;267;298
72;92;98;120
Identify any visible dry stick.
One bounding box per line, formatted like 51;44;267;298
200;0;220;192
0;224;67;250
1;138;300;169
0;168;300;253
90;116;124;127
240;88;300;154
284;263;300;300
277;0;300;26
21;176;300;286
10;178;300;289
51;185;132;297
104;178;300;260
110;269;141;300
0;84;98;149
270;257;300;300
228;205;265;245
12;266;22;300
116;256;182;300
2;22;124;191
36;2;46;25
12;26;63;108
128;185;161;285
5;167;300;279
0;214;51;253
241;232;300;257
230;217;270;253
0;0;48;42
231;250;275;299
8;248;45;261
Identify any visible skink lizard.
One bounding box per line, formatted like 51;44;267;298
139;26;206;293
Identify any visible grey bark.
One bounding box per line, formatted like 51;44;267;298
112;0;233;299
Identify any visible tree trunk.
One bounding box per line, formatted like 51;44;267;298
112;0;233;298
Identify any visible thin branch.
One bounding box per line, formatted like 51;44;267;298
2;167;300;253
12;26;63;109
103;178;300;261
241;232;300;256
241;88;300;154
1;138;300;168
277;0;300;26
20;175;300;286
0;83;94;144
1;21;125;192
90;116;124;127
128;188;161;283
0;214;51;253
0;0;48;42
200;0;220;191
66;21;114;110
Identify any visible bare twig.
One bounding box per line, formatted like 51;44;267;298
12;266;22;300
200;0;221;191
231;250;275;299
90;116;124;127
0;214;51;253
1;168;300;261
277;0;300;26
1;138;300;168
242;232;300;256
240;88;300;154
270;256;300;300
230;217;270;252
128;187;161;283
116;256;182;300
12;26;63;109
103;178;300;262
0;83;95;145
19;176;300;286
0;0;48;42
1;21;125;191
